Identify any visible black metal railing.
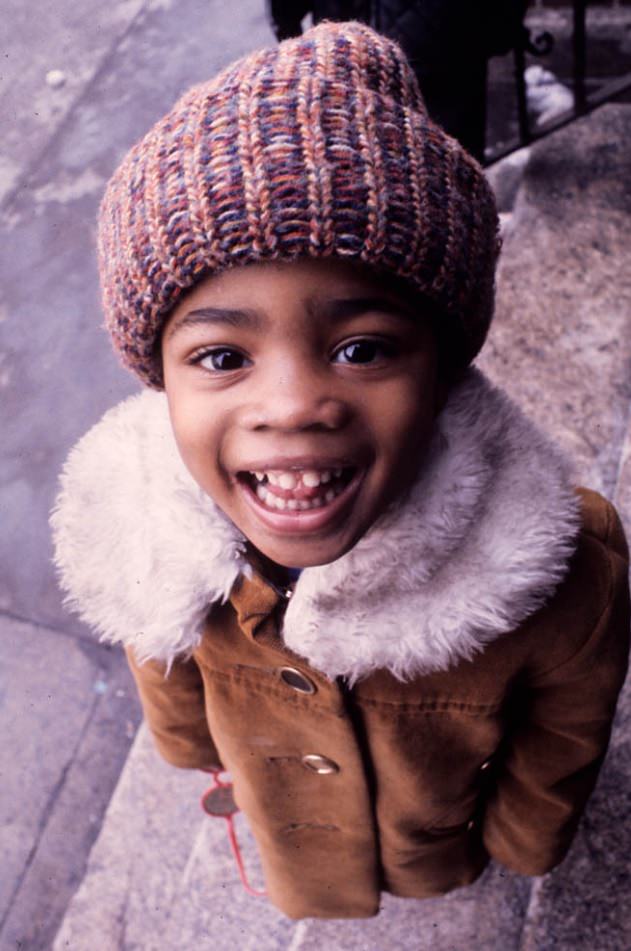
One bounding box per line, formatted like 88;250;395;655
268;1;631;165
485;0;631;164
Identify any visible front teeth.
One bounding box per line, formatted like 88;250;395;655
277;472;297;489
249;465;355;514
302;470;321;488
256;468;343;488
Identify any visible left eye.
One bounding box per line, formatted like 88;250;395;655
195;348;250;371
333;340;392;364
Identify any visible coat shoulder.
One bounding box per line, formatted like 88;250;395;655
516;487;629;678
574;486;629;562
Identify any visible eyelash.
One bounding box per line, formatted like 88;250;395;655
188;338;398;373
334;338;398;365
192;348;245;372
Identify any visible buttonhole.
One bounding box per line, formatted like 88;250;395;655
282;822;340;833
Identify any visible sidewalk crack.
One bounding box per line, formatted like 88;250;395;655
0;687;102;937
613;392;631;504
0;0;152;216
516;876;545;951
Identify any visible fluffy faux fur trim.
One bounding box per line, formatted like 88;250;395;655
50;394;251;667
50;368;582;682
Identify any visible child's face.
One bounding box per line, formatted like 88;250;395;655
161;258;445;568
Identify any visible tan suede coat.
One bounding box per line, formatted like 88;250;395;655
125;486;630;919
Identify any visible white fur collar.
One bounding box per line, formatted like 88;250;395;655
50;368;581;683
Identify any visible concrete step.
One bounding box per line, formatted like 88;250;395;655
52;724;534;951
480;101;631;951
53;105;631;950
0;617;140;951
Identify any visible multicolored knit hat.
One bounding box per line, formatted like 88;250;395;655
97;20;500;389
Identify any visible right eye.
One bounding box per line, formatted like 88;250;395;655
191;348;251;372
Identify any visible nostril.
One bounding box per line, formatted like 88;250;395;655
245;394;351;433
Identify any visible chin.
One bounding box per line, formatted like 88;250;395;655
254;524;365;569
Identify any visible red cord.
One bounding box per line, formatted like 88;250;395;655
200;769;267;898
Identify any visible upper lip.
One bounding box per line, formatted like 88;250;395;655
235;455;362;473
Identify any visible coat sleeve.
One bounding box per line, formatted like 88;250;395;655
482;499;630;875
125;645;224;771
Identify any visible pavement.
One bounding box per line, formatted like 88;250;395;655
1;2;631;949
0;2;275;949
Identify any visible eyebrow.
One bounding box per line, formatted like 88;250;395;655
167;306;262;338
167;295;417;339
315;296;417;324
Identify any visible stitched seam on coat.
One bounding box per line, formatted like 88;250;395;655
354;698;502;713
203;660;332;694
200;666;342;714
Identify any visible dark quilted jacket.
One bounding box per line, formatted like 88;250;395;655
268;0;525;62
267;0;526;158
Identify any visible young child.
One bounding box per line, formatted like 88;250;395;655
51;21;630;920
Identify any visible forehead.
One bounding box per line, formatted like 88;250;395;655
163;257;434;341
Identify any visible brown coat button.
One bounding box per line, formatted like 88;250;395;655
301;754;340;774
279;666;317;694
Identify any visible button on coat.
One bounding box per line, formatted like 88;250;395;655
279;666;317;694
301;754;340;774
125;488;630;919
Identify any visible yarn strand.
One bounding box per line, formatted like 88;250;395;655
200;769;268;898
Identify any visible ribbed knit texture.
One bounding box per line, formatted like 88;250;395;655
98;20;500;389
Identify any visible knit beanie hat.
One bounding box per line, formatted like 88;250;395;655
97;20;500;389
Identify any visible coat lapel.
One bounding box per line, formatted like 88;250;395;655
51;368;581;680
282;369;582;682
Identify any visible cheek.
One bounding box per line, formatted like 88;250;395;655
373;375;437;450
167;398;222;484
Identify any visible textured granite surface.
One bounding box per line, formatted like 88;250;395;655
0;616;140;949
0;616;96;922
296;866;532;951
0;0;146;206
478;104;631;499
52;726;300;951
480;103;631;951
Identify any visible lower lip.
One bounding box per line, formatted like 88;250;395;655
237;470;365;536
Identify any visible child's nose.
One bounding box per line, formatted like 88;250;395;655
243;361;351;432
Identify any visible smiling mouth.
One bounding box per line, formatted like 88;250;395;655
238;467;357;512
